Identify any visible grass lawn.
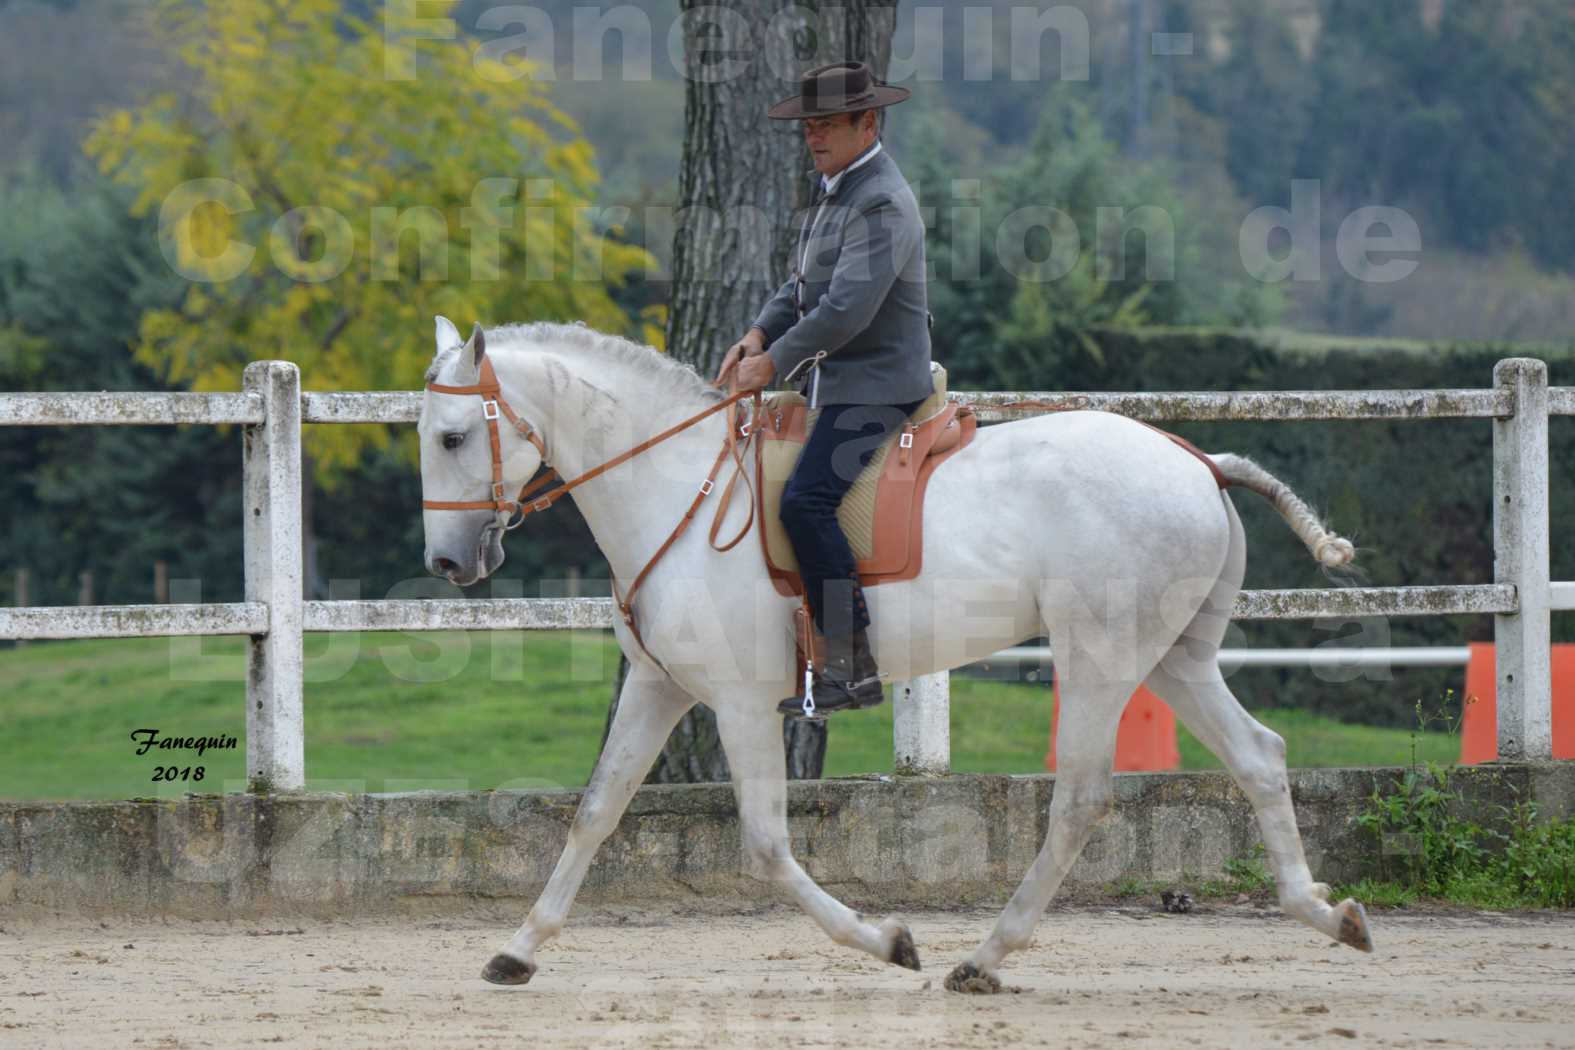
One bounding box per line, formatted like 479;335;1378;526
0;632;1460;801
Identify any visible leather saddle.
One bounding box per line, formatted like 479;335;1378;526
751;362;976;600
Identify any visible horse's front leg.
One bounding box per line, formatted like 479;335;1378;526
712;702;922;972
945;679;1128;994
483;667;694;985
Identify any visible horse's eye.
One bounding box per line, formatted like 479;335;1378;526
442;432;464;451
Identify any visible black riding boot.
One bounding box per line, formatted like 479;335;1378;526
777;626;885;718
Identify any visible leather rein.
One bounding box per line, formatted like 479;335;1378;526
423;355;762;670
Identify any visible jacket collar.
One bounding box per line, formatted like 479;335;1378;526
805;140;885;200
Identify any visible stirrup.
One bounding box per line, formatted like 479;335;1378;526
778;665;822;720
799;662;817;718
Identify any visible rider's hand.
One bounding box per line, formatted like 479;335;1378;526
732;350;776;392
715;328;766;388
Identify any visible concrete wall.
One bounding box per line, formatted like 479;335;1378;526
3;765;1571;919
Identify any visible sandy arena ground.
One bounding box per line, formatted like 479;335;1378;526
2;903;1573;1049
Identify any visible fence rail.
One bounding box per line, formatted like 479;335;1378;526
1;391;264;426
987;646;1479;670
300;597;614;633
0;387;1543;427
965;388;1513;422
0;585;1542;642
2;357;1568;788
0;603;268;639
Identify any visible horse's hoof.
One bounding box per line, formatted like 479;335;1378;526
1334;899;1373;953
481;953;537;985
943;962;1001;995
886;924;922;971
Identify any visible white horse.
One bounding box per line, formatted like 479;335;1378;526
417;317;1373;993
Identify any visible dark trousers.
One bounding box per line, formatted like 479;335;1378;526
779;398;926;637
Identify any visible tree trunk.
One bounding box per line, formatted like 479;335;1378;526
602;0;898;784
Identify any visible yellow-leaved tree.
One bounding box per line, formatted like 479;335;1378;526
87;0;655;476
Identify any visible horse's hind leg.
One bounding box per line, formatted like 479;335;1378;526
483;669;695;985
1141;496;1371;952
1144;661;1372;952
711;702;921;971
945;679;1130;993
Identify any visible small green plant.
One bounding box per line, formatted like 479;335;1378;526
1334;878;1419;909
1221;843;1274;895
1409;689;1472;769
1495;801;1575;908
1104;877;1152;899
1352;690;1575;909
1356;760;1489;892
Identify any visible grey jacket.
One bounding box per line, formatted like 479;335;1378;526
751;144;933;408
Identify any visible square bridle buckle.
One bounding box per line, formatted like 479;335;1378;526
699;479;714;496
899;431;914;448
482;399;500;421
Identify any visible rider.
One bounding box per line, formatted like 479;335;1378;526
715;61;933;717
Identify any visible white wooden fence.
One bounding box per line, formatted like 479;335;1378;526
2;358;1570;789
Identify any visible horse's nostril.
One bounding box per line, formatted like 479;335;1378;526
434;557;459;576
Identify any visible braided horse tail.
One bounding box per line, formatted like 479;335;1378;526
1209;453;1356;569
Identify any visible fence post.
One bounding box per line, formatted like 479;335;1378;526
1492;357;1552;761
243;361;305;792
893;671;950;775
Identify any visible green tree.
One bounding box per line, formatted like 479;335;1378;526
84;0;654;476
1169;0;1311;210
0;171;242;607
913;85;1278;390
1303;0;1575;270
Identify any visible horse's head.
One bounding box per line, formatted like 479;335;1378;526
418;316;546;586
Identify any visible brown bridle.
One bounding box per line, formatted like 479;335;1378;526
423;356;553;527
423;353;761;670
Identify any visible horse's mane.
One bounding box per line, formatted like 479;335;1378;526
431;321;724;408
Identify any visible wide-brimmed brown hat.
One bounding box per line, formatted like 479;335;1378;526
767;61;910;121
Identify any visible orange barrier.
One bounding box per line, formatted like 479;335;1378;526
1046;679;1180;772
1458;642;1575;763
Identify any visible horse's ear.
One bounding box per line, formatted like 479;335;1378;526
434;315;462;353
467;323;487;370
